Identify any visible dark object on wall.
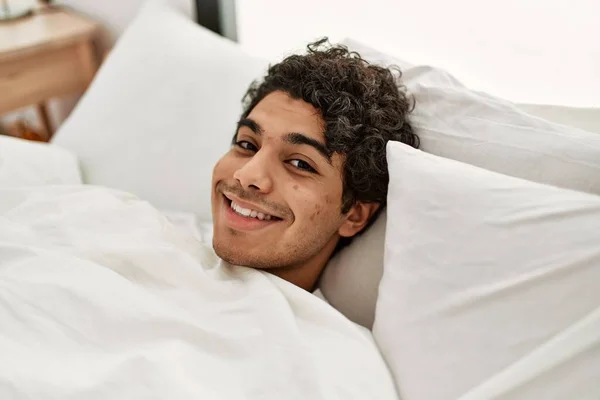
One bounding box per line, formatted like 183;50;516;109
195;0;237;41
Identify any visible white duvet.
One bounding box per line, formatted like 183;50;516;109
0;185;398;399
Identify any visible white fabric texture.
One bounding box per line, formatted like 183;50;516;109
0;185;398;399
374;141;600;400
319;40;600;329
514;104;600;135
51;0;268;221
0;135;81;186
160;209;213;243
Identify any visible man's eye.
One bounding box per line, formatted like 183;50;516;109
289;159;316;173
235;141;257;152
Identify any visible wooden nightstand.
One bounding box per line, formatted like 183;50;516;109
0;8;99;138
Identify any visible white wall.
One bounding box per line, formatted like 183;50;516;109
236;0;600;107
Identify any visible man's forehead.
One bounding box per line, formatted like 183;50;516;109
247;91;325;140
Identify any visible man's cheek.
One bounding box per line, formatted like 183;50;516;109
212;154;236;180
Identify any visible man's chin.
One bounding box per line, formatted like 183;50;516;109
212;239;274;270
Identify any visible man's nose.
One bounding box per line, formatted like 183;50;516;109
233;152;274;193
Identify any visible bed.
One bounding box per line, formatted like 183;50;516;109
2;1;600;399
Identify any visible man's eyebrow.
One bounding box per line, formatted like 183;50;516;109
236;118;263;135
284;132;332;165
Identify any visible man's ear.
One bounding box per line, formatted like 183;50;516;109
338;202;380;238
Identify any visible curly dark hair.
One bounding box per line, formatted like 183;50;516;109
241;38;419;250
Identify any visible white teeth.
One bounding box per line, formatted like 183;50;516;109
230;201;275;221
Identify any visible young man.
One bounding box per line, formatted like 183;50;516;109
0;39;419;400
211;39;419;292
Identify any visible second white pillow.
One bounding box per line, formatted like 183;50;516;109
374;141;600;400
52;0;268;220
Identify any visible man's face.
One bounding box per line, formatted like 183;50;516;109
211;91;349;271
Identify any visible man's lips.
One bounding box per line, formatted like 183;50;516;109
222;193;283;221
221;194;283;231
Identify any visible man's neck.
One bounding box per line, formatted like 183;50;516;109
268;238;338;292
270;264;322;292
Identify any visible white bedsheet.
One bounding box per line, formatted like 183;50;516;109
0;185;397;399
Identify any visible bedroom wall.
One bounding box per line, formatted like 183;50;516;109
236;0;600;107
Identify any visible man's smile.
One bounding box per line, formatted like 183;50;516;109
221;194;284;232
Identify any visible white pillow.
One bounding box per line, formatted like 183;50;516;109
52;0;268;221
375;141;600;400
319;41;600;329
516;103;600;135
0;135;82;186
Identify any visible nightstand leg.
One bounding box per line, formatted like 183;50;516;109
35;103;53;140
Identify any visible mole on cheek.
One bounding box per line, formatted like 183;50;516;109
293;185;299;191
310;202;323;221
314;203;322;216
